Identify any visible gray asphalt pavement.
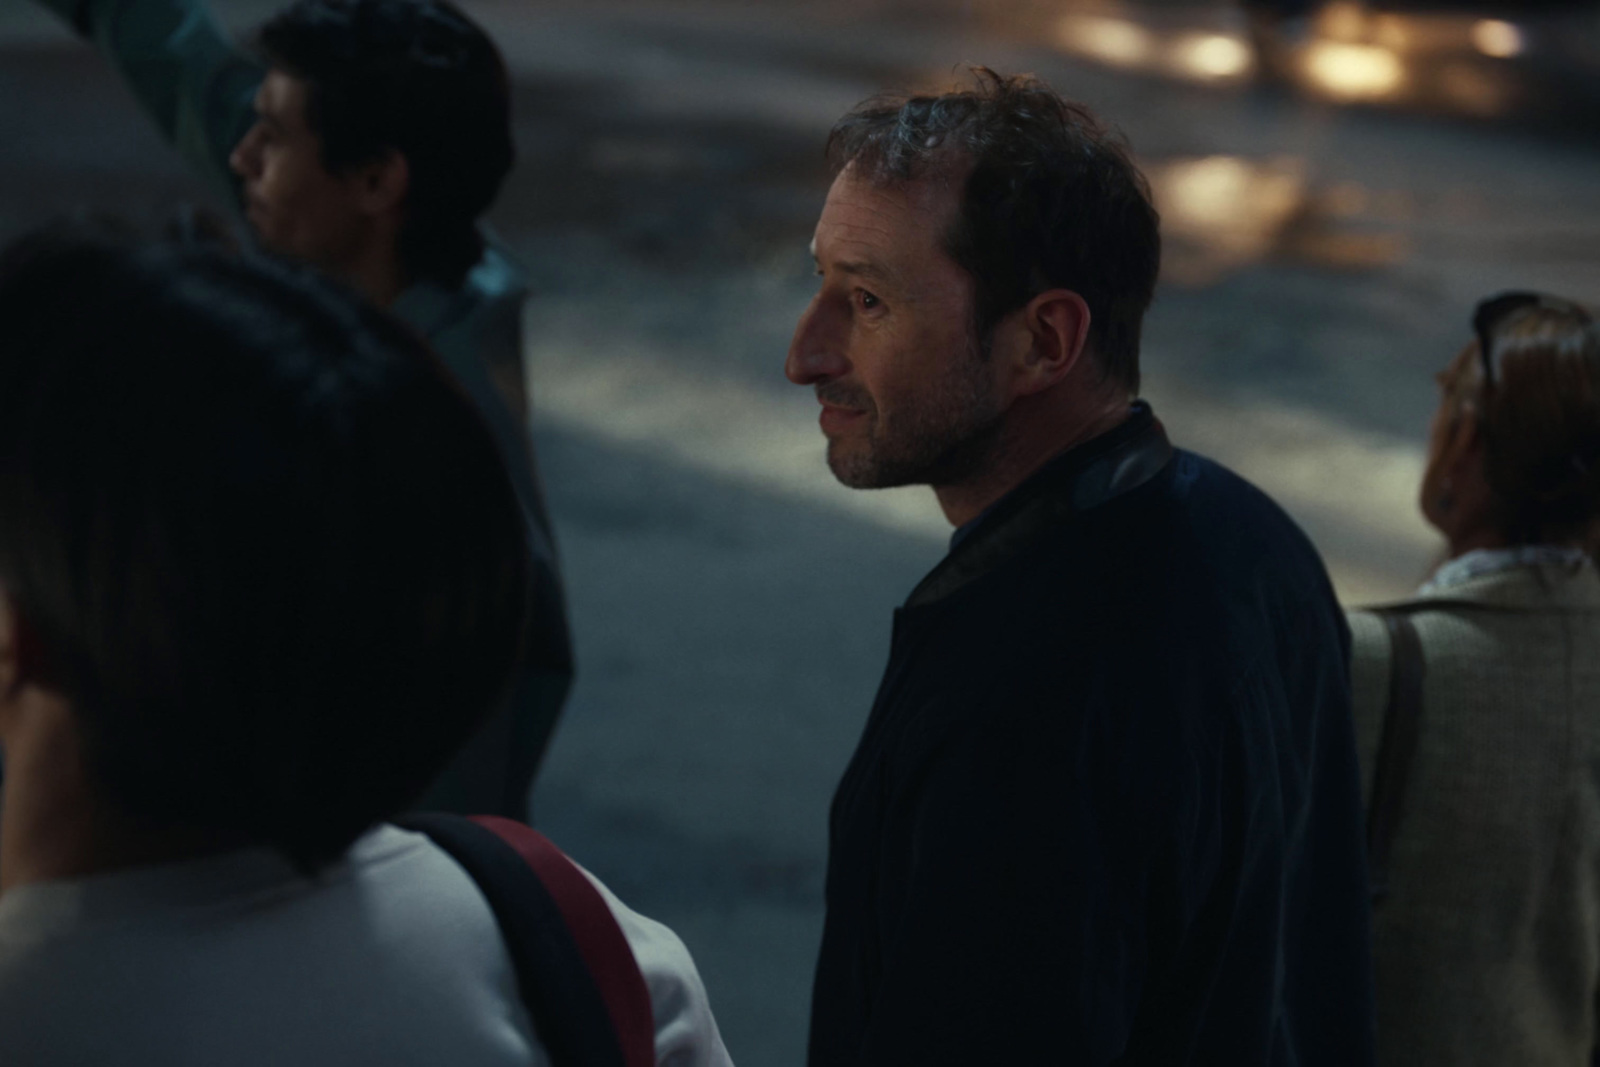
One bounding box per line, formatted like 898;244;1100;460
3;1;1599;1062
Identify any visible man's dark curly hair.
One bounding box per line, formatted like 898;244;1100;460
257;0;513;289
827;69;1160;393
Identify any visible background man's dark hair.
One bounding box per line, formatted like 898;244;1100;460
827;68;1161;393
256;0;515;288
0;223;531;872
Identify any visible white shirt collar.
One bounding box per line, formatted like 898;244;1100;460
1420;544;1592;594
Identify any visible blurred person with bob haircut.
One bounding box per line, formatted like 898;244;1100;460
792;69;1375;1066
1349;293;1600;1067
0;224;731;1067
28;0;574;819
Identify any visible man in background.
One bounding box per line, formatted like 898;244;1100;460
788;71;1375;1064
29;0;573;817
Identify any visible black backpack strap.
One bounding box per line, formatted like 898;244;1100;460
1366;610;1426;902
396;813;650;1067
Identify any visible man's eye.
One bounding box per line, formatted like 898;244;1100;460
857;290;881;310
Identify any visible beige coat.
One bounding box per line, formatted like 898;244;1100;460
1349;559;1600;1066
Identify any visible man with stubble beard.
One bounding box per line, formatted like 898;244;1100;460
788;71;1376;1066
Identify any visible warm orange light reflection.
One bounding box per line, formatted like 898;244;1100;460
1159;156;1300;227
1471;19;1523;58
1055;15;1154;68
1439;62;1509;115
1173;33;1254;80
1373;15;1410;51
1319;1;1370;43
1303;42;1405;99
1150;155;1306;283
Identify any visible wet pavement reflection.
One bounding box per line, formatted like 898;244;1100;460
1053;4;1257;85
1047;0;1600;121
1149;154;1409;284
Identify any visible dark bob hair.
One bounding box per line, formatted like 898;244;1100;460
0;222;530;871
1475;299;1600;550
827;68;1161;393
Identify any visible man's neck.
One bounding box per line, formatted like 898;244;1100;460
316;225;408;309
341;252;408;309
1445;527;1509;560
934;399;1134;528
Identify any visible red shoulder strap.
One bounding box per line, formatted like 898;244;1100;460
470;816;655;1067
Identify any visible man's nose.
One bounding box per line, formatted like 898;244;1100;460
228;127;260;179
785;297;850;386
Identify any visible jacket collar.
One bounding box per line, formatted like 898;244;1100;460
1373;553;1600;615
906;402;1174;608
1420;545;1591;595
388;229;529;340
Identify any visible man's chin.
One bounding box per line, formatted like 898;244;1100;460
246;219;285;254
827;421;1002;491
242;200;269;237
244;219;303;262
249;225;294;259
826;443;913;490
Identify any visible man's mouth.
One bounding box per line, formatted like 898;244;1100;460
814;384;871;434
818;402;866;434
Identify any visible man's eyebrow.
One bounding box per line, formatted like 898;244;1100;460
811;239;900;287
251;95;286;131
833;259;896;285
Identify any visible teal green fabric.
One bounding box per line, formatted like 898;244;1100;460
36;0;571;819
47;0;260;201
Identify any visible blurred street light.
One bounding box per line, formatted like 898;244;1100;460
1047;0;1589;120
1320;1;1370;43
1057;15;1154;67
1373;15;1411;51
1303;41;1406;99
1174;32;1255;80
1055;14;1254;85
1471;19;1524;59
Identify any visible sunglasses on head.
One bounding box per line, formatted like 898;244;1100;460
1472;291;1594;393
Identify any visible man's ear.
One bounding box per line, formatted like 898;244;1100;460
999;288;1092;399
0;590;25;706
1441;400;1487;482
0;593;14;701
351;150;410;218
0;591;54;704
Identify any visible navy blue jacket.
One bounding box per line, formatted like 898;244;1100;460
809;405;1376;1065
